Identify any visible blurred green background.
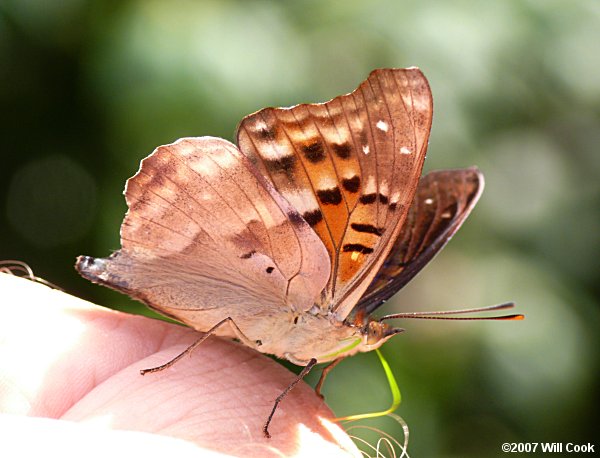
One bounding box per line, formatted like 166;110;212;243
1;0;599;456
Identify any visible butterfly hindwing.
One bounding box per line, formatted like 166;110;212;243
76;137;331;340
237;68;433;319
356;167;484;314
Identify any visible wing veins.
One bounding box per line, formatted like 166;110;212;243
403;71;421;157
413;182;442;257
305;107;350;213
371;72;398;228
337;93;364;215
275;110;337;251
203;151;279;260
135;171;219;245
324;96;365;296
127;212;211;246
236;116;308;281
120;235;279;304
363;79;383;224
167;148;288;268
205;149;308;281
241;115;278;186
357;84;381;223
164;150;266;249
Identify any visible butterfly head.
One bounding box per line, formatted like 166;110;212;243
356;317;404;353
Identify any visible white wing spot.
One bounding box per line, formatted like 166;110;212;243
364;176;376;194
400;146;412;155
317;174;338;190
424;198;434;205
380;180;389;197
253;119;268;132
284;188;319;214
263;144;293;161
362;145;370;155
441;210;452;218
343;168;359;180
195;156;221;178
376;120;389;132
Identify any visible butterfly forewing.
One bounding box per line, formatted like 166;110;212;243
77;137;331;337
356;167;484;315
237;68;433;319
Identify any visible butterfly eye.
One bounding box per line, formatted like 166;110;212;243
365;321;401;345
366;322;381;345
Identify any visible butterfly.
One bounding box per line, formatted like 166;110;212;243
76;67;521;437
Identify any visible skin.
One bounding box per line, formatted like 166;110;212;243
0;273;359;457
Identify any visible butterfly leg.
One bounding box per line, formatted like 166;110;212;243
314;356;346;398
263;357;318;439
140;316;253;375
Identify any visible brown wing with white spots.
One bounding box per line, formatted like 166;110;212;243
237;68;432;319
76;137;330;339
356;167;484;315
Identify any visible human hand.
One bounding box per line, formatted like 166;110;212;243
0;273;358;457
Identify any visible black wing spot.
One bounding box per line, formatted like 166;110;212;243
351;223;383;236
378;193;389;204
302;141;325;163
240;250;256;259
343;243;374;254
332;142;352;159
257;126;276;140
293;316;299;325
302;209;323;226
266;266;275;274
287;210;306;226
359;193;377;204
317;187;342;205
342;175;361;193
389;202;398;211
264;155;296;177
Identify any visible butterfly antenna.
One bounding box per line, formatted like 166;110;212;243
379;301;524;321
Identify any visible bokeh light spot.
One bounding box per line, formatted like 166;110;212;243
6;155;97;248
